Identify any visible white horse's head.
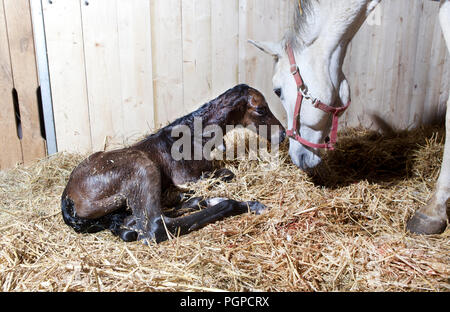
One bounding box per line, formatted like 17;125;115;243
249;0;379;170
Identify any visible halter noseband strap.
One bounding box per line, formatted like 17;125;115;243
285;44;351;151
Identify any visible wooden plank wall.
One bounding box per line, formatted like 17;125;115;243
342;0;450;129
43;0;155;152
0;0;46;170
38;0;449;154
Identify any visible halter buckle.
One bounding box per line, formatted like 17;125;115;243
298;84;321;107
290;64;299;75
298;84;308;96
312;98;320;108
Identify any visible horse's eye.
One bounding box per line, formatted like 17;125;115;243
274;88;282;98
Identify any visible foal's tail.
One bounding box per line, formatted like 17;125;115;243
61;196;130;236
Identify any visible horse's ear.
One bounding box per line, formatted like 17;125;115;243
248;40;283;59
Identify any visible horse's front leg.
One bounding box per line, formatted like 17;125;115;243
407;94;450;234
407;0;450;234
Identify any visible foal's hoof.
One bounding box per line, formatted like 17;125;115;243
406;212;447;235
138;229;169;245
137;234;155;245
214;168;235;183
246;201;267;215
118;229;138;242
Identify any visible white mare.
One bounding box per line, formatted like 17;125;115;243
250;0;450;234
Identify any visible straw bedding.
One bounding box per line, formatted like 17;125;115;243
0;125;449;292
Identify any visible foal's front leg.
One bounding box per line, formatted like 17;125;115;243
126;168;267;243
160;199;266;242
201;168;235;182
133;195;266;243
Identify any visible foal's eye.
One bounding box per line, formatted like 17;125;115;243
255;107;266;116
274;88;282;98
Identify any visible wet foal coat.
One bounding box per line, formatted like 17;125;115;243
61;84;285;243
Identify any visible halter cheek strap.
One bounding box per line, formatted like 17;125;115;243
285;44;351;151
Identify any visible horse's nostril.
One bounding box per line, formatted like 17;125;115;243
274;88;282;98
300;154;305;165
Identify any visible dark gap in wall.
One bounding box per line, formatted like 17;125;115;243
12;88;22;140
36;86;47;140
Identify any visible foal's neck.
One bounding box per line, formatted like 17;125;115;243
134;86;247;154
179;90;245;132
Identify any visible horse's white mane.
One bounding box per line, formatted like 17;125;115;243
282;0;317;51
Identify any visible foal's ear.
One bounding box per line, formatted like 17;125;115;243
248;40;283;59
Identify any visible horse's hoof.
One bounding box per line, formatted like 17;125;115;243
406;212;447;235
246;201;267;215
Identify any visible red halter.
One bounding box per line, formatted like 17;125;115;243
285;44;351;150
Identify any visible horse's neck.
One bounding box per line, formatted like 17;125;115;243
294;0;376;103
304;1;373;56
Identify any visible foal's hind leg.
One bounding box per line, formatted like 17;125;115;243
407;0;450;234
122;161;167;243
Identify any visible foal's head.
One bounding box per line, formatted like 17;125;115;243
223;84;286;145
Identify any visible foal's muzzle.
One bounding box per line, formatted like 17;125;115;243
278;128;286;143
269;125;286;145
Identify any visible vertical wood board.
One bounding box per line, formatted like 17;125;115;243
81;0;124;151
150;0;184;128
42;0;92;153
3;0;46;163
0;0;22;169
116;0;155;140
